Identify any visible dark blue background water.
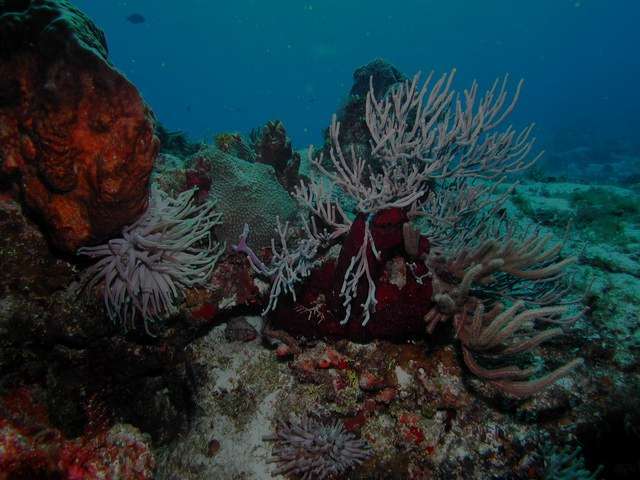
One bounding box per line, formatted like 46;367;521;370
74;0;639;150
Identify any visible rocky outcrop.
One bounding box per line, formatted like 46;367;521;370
349;58;405;98
321;59;406;157
251;120;301;191
0;0;159;253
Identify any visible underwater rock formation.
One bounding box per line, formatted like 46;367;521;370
224;316;259;342
251;120;302;192
156;123;202;158
0;0;159;253
214;131;255;161
349;57;406;98
321;58;407;155
0;193;207;451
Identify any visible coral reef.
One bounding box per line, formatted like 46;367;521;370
155;314;639;479
543;445;603;480
211;121;302;193
233;210;432;341
504;179;640;368
236;69;580;397
0;0;159;253
0;192;217;456
156;123;202;158
251;120;302;191
321;58;407;158
1;3;638;478
350;58;406;98
214;131;253;159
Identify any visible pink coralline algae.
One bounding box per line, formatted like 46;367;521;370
0;387;155;480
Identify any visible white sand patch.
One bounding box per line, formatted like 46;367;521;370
156;320;291;479
394;365;413;397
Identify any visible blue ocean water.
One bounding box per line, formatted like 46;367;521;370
74;0;640;148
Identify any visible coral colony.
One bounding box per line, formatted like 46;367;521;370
234;71;582;398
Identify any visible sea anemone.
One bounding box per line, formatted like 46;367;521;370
263;415;371;480
77;187;224;333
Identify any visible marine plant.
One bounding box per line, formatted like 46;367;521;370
78;187;224;333
263;415;372;479
235;69;584;398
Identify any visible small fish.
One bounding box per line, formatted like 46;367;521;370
126;13;146;24
224;317;258;342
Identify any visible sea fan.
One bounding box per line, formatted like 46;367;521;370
77;187;224;333
263;415;372;480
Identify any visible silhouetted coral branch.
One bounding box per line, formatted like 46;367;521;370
233;219;321;314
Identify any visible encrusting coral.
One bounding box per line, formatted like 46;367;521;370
0;0;159;253
235;69;583;398
77;187;224;334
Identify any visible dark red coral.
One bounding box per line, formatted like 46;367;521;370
185;156;212;203
252;120;301;191
270;208;433;341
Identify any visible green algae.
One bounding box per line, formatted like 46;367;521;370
570;187;640;246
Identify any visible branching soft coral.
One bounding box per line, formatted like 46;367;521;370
425;220;583;397
233;218;322;314
235;68;583;397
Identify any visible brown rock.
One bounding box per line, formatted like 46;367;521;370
275;343;293;358
207;438;221;457
224;316;258;342
0;0;159;252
